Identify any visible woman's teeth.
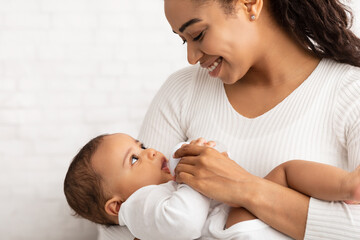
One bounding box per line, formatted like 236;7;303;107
207;58;222;72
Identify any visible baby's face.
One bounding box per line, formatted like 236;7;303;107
91;133;173;201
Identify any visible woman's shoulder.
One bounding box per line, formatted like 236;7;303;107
320;59;360;108
330;59;360;146
324;60;360;101
148;65;203;110
157;64;214;97
165;64;207;85
338;61;360;87
153;65;199;100
321;59;360;86
314;59;360;103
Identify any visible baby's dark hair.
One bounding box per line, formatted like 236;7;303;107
63;134;115;225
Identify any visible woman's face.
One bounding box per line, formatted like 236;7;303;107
165;0;261;84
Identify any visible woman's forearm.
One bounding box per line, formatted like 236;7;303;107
240;178;309;240
174;145;309;239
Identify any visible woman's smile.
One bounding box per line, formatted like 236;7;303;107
200;57;223;77
208;57;222;77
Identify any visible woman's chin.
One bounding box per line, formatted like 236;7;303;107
219;71;243;85
220;76;238;85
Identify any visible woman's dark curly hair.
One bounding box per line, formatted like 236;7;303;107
269;0;360;67
199;0;360;67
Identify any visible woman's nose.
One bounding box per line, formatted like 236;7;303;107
187;42;202;65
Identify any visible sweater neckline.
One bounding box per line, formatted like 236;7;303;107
220;59;325;122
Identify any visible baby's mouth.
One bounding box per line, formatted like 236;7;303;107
161;158;170;174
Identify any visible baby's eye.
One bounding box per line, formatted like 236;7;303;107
141;144;146;150
131;155;138;165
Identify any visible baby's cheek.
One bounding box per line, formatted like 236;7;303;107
162;173;174;183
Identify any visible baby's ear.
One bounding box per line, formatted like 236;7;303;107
105;197;122;217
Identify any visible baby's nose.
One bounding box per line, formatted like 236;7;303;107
145;148;157;160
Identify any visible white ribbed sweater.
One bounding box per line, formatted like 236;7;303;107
138;59;360;239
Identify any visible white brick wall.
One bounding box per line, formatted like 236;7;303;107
0;1;186;239
0;1;359;239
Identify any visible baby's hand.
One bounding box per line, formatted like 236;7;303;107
169;139;215;176
189;138;216;148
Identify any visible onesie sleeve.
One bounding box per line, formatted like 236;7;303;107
118;182;211;240
138;66;197;157
304;67;360;239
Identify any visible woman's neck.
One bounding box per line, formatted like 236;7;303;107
241;16;320;88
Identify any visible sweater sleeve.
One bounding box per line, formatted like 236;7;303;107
138;66;196;157
118;182;211;240
304;67;360;239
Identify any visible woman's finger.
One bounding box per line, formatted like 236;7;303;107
174;144;205;158
175;161;196;175
176;156;198;165
175;170;195;184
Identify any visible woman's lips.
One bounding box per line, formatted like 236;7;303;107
208;57;222;77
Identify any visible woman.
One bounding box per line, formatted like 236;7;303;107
100;0;360;239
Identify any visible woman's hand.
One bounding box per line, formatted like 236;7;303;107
174;144;309;239
174;144;259;207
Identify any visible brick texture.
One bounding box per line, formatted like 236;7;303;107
0;1;359;240
0;1;186;239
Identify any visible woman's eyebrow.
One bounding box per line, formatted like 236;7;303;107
179;18;202;33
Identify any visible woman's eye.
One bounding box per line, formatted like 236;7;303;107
193;31;204;41
131;155;138;165
182;39;187;45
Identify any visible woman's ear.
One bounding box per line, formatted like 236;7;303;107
104;197;122;217
240;0;264;21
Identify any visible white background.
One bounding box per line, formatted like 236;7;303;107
0;1;359;239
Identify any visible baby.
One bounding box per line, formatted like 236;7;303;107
64;133;360;240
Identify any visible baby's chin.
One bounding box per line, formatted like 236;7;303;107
160;163;174;182
162;172;175;183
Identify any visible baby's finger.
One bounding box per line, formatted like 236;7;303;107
205;141;216;147
190;137;206;146
221;152;229;157
189;140;196;145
